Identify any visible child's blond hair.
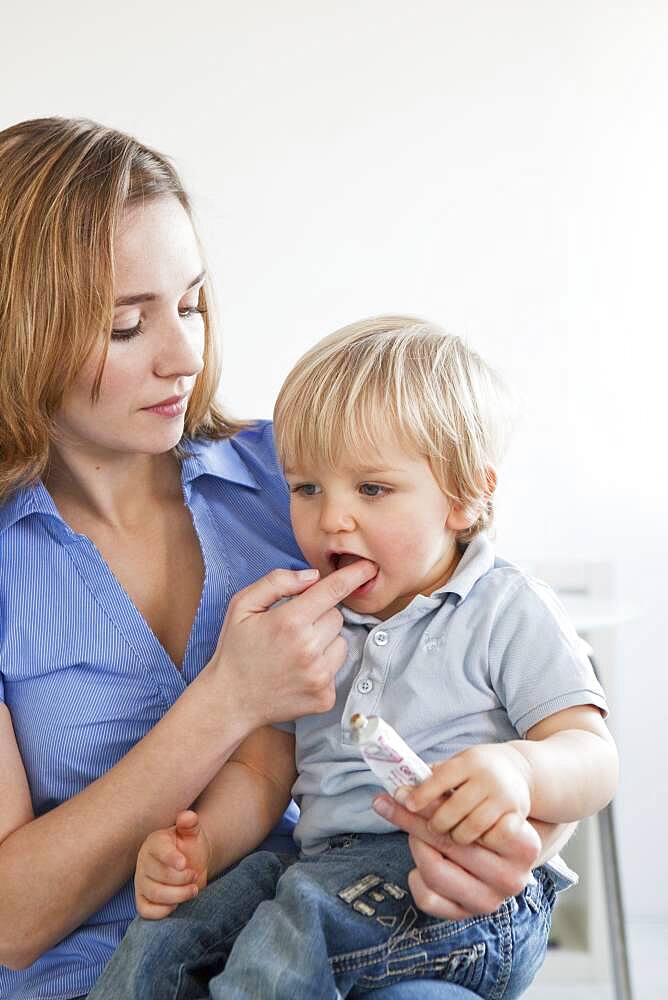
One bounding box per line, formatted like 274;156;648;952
273;315;513;540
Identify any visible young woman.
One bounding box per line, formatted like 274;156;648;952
0;118;567;999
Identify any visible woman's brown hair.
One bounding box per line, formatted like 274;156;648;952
0;116;245;502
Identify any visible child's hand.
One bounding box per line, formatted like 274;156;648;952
134;810;212;919
397;743;533;846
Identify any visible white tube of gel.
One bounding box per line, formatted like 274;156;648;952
350;713;432;795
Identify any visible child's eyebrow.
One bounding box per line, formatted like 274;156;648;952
283;465;400;476
347;466;401;476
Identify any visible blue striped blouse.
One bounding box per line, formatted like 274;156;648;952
0;422;305;1000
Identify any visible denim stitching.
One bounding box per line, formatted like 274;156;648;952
357;943;486;987
330;908;501;973
386;905;419;951
488;899;513;1000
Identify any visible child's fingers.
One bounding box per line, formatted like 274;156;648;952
477;811;540;863
139;853;197;886
136;895;179;921
145;832;188;871
426;782;482;835
175;809;201;835
397;760;462;813
139;875;199;908
448;799;503;846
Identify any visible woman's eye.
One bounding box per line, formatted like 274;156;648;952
360;483;387;497
292;483;321;496
179;305;207;319
111;321;142;342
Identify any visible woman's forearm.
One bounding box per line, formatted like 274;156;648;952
0;670;251;969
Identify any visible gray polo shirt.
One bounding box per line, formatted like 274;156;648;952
278;534;608;861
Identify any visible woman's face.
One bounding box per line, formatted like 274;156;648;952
54;195;206;460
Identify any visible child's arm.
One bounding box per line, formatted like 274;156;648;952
509;705;618;823
134;726;296;918
194;725;297;877
399;705;618;845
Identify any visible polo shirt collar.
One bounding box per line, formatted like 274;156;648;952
431;533;495;602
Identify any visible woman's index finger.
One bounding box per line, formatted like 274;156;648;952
292;560;377;623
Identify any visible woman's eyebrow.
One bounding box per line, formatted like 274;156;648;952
114;270;206;307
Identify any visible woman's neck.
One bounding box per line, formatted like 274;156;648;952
44;445;182;531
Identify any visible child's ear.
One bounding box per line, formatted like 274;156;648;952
445;467;497;531
445;504;474;531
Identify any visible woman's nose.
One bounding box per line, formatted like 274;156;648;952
154;315;205;379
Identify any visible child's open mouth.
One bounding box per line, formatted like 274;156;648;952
328;552;379;597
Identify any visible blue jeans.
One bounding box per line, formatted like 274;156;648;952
89;832;556;999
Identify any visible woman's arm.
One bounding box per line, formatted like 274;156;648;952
0;679;247;970
0;561;374;969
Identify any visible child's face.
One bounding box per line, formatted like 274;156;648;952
285;433;470;620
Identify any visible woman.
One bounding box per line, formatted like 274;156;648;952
0;118;567;999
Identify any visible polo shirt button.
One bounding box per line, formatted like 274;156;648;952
374;631;388;646
357;678;373;694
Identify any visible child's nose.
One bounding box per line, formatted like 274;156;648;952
318;499;355;534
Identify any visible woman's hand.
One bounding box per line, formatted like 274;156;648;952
134;811;211;920
373;794;542;919
208;561;377;730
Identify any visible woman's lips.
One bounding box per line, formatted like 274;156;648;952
141;395;188;418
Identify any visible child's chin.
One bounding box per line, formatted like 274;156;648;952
342;592;387;615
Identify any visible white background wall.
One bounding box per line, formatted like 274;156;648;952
3;1;667;918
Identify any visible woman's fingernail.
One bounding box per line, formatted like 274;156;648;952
373;796;392;819
297;569;319;580
394;786;412;807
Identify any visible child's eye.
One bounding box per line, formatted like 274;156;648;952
359;483;389;498
291;483;322;497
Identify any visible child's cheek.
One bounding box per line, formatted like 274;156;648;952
291;518;321;570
